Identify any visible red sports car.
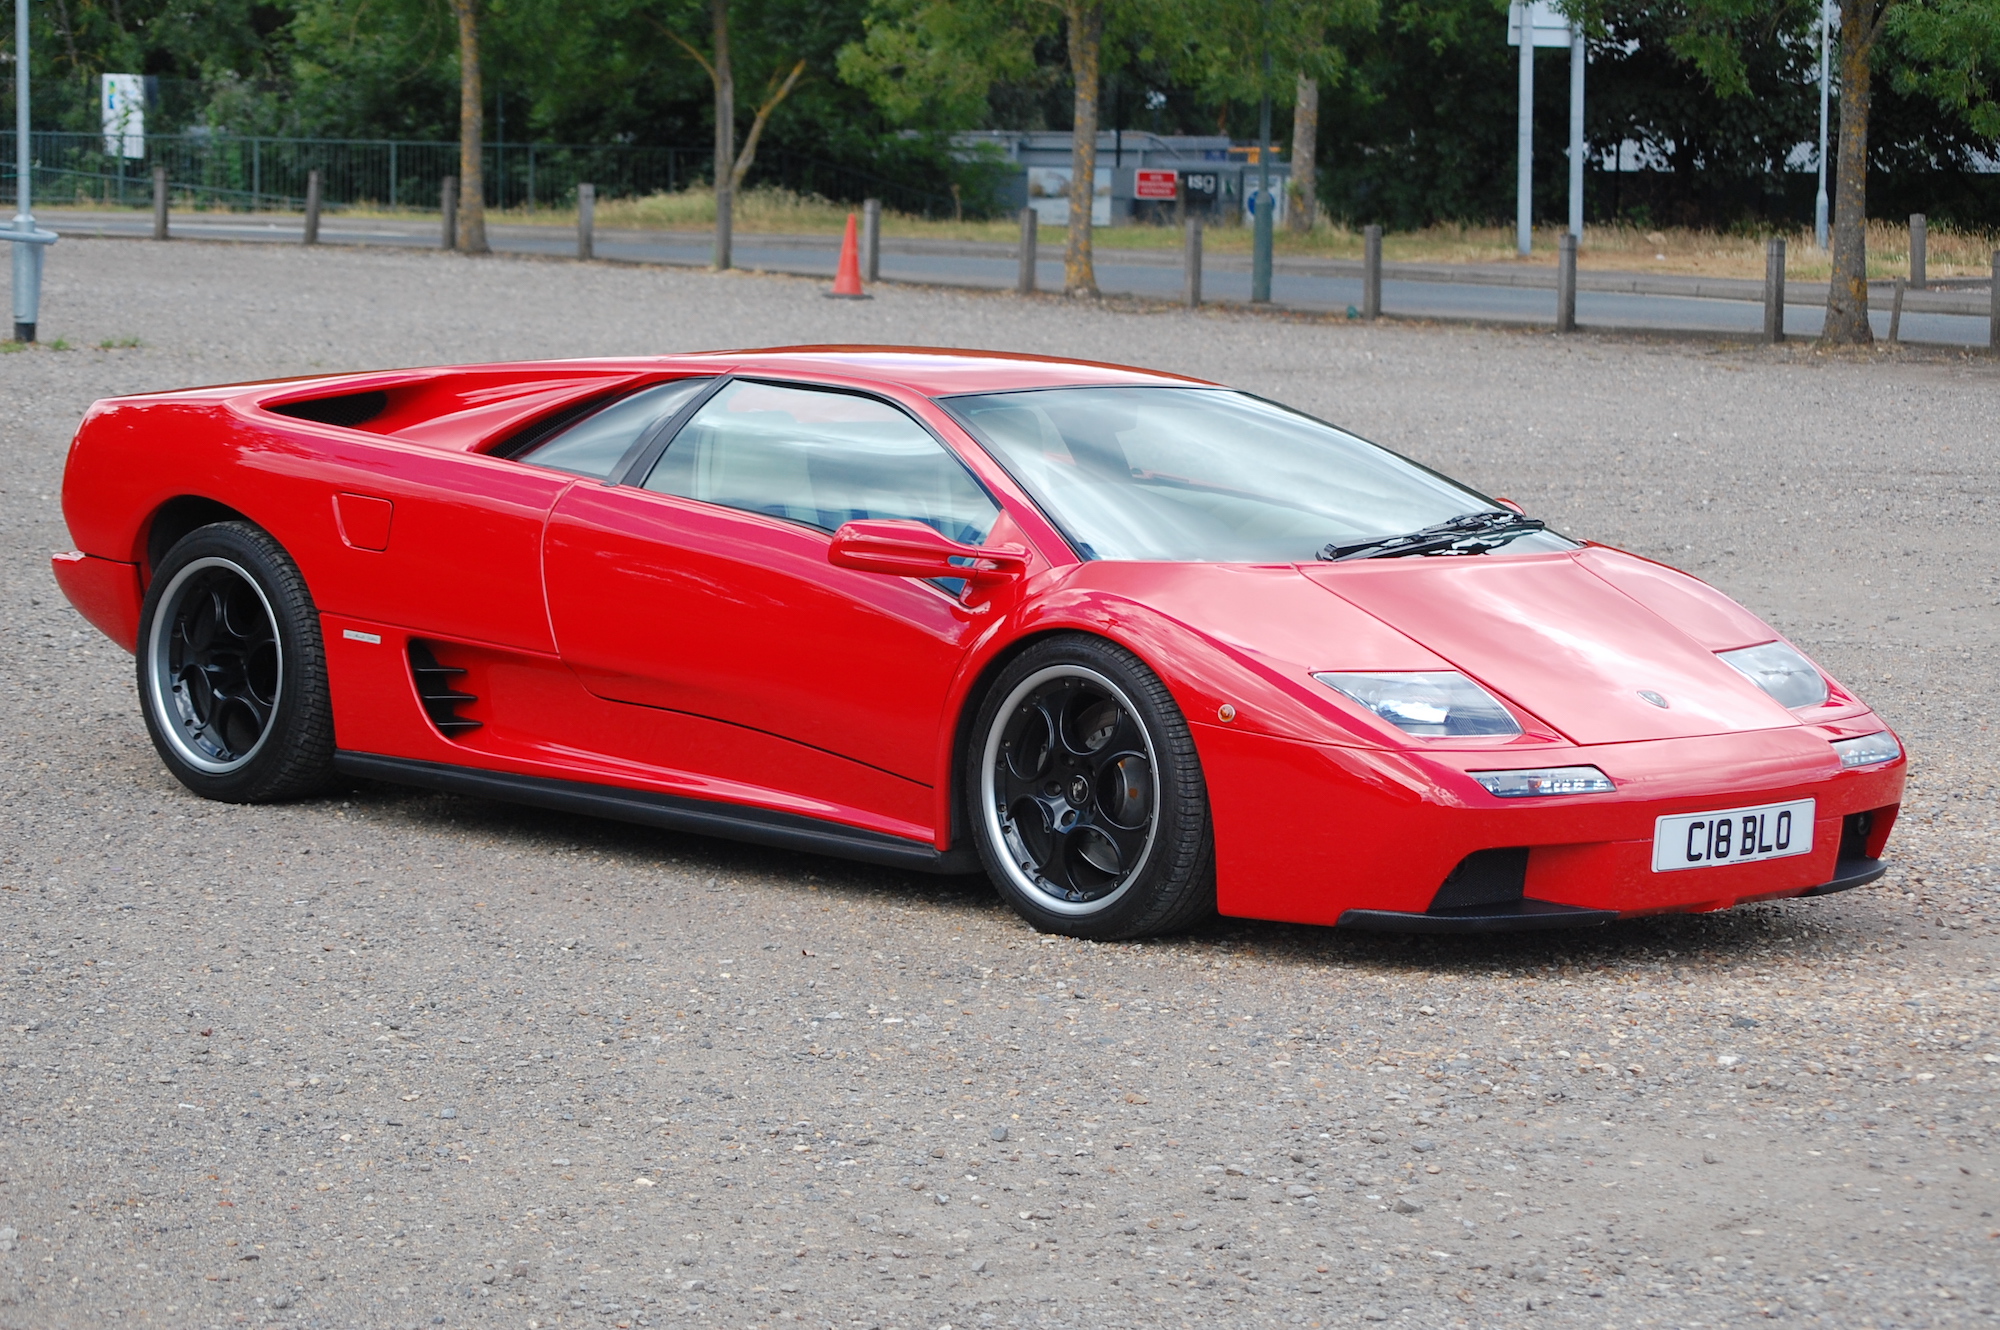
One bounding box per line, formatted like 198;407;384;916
52;346;1904;938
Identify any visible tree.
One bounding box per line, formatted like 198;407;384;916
1182;0;1374;236
652;0;809;270
1823;0;1882;342
1289;72;1318;230
1059;0;1107;294
450;0;490;253
1607;0;1998;344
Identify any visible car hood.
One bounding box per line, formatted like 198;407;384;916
1300;549;1800;745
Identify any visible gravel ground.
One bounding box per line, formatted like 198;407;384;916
2;238;1997;1330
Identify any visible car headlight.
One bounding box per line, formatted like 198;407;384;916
1719;641;1829;709
1470;766;1616;797
1831;731;1900;768
1312;671;1521;737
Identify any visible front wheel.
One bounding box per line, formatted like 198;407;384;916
966;635;1214;940
137;521;336;802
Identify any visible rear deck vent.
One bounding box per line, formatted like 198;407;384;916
268;390;388;429
1430;847;1530;912
408;641;481;737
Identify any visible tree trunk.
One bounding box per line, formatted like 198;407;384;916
712;0;735;271
1288;74;1318;233
1822;0;1879;344
451;0;489;253
1062;0;1102;297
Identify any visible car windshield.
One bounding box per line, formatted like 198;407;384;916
943;386;1576;563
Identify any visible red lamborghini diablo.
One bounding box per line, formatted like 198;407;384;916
52;346;1904;938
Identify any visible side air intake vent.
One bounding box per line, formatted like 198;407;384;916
267;390;388;429
408;641;480;737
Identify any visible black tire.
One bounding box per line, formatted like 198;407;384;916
137;521;336;802
965;634;1215;940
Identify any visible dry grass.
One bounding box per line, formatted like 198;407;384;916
117;184;2000;281
571;190;1997;280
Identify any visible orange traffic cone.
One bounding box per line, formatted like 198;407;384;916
827;212;870;300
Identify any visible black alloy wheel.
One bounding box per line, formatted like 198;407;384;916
967;635;1214;940
137;521;335;802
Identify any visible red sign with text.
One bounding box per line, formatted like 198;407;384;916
1135;170;1178;200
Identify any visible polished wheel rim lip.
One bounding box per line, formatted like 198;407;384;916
145;555;283;775
980;664;1161;917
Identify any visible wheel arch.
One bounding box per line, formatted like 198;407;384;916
943;625;1174;856
143;496;256;580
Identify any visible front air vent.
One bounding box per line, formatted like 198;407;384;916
1430;847;1530;912
268;390;388;429
408;641;480;737
1838;810;1874;862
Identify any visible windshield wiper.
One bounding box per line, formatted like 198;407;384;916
1318;509;1546;562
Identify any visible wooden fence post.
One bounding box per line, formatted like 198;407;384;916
1763;237;1786;344
1016;207;1038;296
151;167;169;241
576;183;595;261
1362;225;1382;321
1183;214;1203;309
303;169;322;245
441;176;458;251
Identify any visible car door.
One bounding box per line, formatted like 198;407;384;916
541;377;1006;803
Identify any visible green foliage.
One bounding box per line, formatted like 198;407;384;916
5;0;1994;225
1176;0;1380;106
836;0;1046;129
1886;0;2000;138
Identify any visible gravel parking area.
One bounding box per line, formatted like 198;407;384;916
2;238;1996;1330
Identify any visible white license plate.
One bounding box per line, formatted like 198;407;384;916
1652;799;1815;873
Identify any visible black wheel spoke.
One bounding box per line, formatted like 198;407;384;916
151;561;282;769
988;671;1158;911
1087;814;1151;869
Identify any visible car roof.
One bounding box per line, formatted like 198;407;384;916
668;345;1214;395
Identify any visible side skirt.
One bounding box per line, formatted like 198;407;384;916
333;751;981;875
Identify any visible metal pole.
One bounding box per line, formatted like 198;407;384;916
1557;231;1577;332
1362;223;1381;320
576;182;594;260
12;0;45;342
1909;213;1925;287
441;175;458;250
1568;21;1584;240
1183;213;1202;308
1016;206;1038;295
1251;5;1274;304
303;168;322;245
1815;0;1830;249
861;197;881;283
1516;1;1534;256
1990;251;1999;354
1764;237;1786;344
152;166;169;241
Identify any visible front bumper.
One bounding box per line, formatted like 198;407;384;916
1337;855;1888;932
1197;718;1905;928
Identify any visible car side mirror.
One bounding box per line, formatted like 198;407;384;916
827;519;1028;586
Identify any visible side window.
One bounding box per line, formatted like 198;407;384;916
642;380;1000;545
514;377;712;479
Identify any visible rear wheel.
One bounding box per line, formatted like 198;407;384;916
966;635;1214;940
137;521;335;802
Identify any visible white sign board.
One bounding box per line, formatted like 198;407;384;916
1026;166;1111;227
1507;1;1574;47
102;74;146;158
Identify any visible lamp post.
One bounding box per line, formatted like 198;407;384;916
6;0;57;342
1814;0;1830;249
1250;0;1274;303
1515;0;1534;256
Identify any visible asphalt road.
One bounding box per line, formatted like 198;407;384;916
1;239;1997;1330
43;208;1998;347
